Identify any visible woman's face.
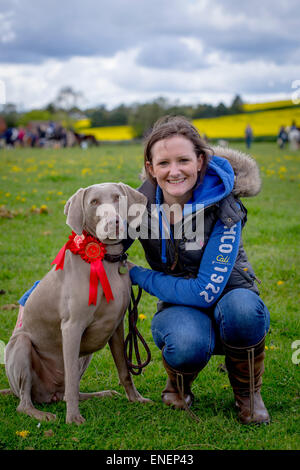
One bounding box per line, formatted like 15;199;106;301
146;135;203;206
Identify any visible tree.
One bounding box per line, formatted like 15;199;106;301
53;86;84;112
230;95;244;114
129;97;170;138
18;109;52;126
0;103;18;127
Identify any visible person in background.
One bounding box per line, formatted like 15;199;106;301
245;124;253;149
277;125;288;149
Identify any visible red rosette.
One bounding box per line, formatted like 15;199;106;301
85;242;101;260
79;234;106;264
52;231;112;304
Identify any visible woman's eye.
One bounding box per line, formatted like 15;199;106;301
158;161;168;166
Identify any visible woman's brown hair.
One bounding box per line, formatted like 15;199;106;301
143;115;211;184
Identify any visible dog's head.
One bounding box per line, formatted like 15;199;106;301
64;183;147;243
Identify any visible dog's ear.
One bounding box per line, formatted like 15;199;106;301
64;188;85;234
118;183;147;229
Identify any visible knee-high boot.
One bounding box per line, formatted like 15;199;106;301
223;336;270;424
161;350;199;410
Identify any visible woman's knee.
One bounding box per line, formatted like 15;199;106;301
151;305;215;371
214;288;270;347
165;335;213;372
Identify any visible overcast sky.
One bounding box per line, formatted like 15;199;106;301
0;0;299;111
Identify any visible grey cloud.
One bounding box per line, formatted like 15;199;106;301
0;0;185;63
0;0;299;70
136;37;208;70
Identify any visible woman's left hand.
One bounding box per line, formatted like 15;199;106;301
126;260;137;271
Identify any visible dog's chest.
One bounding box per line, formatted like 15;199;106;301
80;268;131;354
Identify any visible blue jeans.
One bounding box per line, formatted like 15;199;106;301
151;288;270;372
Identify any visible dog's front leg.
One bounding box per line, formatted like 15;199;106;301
109;321;151;403
61;320;86;425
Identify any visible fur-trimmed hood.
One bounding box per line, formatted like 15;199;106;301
140;146;261;198
211;146;261;197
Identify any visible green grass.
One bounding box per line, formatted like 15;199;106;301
0;143;299;450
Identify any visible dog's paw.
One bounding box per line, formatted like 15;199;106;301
17;405;57;422
128;392;153;403
66;412;86;425
136;396;153;404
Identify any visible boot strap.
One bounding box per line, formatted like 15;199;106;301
175;373;201;423
247;346;255;419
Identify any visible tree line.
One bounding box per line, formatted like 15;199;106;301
0;86;244;138
87;95;244;137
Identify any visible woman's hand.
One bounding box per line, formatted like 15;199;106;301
126;260;137;271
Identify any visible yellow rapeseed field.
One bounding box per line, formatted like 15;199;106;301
74;125;134;141
242;100;295;112
74;104;300;140
74;118;91;129
193;107;300;139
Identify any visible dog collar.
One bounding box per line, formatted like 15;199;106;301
51;231;114;305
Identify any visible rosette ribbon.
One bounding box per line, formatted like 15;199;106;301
51;231;114;306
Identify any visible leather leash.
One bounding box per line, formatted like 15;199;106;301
124;286;151;375
101;250;151;375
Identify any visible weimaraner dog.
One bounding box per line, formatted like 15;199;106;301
0;183;150;424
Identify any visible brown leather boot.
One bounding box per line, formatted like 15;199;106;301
161;351;199;410
223;336;270;425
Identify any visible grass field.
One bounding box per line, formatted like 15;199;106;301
0;142;299;450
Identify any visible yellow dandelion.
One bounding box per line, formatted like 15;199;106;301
278;166;287;173
81;168;92;176
11;165;22;172
16;430;30;438
265;346;269;350
57;191;63;196
139;314;146;321
40;205;48;214
277;280;284;286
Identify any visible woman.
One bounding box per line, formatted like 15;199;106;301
127;116;270;425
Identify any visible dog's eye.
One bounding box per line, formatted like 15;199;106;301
90;199;99;206
112;194;120;203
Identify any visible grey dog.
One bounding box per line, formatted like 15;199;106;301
0;183;150;425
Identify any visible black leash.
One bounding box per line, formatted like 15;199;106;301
124;287;151;375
